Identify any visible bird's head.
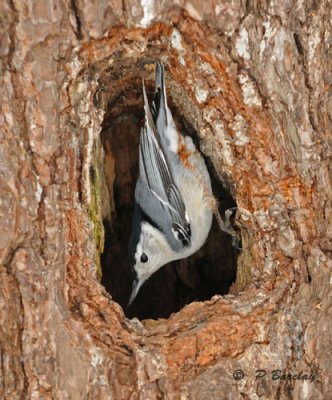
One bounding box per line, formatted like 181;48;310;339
128;220;173;306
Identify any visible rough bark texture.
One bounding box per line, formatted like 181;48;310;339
0;1;331;399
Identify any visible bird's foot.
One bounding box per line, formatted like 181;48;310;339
214;207;242;250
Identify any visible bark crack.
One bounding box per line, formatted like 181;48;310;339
70;0;83;40
2;246;29;398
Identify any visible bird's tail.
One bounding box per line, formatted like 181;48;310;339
152;61;180;155
152;61;168;127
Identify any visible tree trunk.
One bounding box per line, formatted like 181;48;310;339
0;1;331;399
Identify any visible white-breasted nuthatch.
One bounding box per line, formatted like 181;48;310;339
128;62;239;305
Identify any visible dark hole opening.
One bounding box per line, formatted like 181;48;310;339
100;85;239;320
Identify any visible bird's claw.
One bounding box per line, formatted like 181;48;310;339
214;207;242;250
231;234;242;250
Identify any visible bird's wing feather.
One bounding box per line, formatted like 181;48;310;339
139;81;190;244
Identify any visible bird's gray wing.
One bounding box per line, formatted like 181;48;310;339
138;81;191;245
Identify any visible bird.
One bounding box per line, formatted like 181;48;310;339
127;62;239;306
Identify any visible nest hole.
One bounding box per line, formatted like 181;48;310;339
99;81;239;320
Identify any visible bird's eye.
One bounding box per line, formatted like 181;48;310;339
140;253;148;263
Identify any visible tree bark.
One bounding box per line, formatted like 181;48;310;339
0;1;331;399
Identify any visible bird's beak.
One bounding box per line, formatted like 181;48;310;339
128;278;143;306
